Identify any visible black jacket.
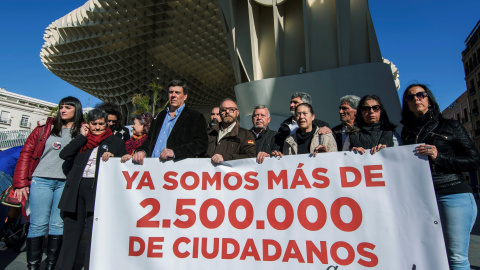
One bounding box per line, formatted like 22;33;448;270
251;127;279;155
401;111;480;193
332;123;344;151
275;116;329;151
344;123;396;150
58;134;126;213
113;126;131;142
136;106;208;159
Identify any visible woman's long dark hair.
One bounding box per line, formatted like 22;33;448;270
51;96;83;137
355;95;397;131
401;84;441;121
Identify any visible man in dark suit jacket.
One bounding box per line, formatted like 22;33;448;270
133;80;208;164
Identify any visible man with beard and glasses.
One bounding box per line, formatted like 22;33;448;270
206;98;256;164
332;95;360;151
250;105;279;164
275;92;330;151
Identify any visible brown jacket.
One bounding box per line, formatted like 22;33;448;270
206;122;256;161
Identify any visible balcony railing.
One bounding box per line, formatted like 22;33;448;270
0;129;32;149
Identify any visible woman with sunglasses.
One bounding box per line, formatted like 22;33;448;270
401;84;479;270
343;95;401;153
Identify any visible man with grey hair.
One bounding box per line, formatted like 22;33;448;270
251;105;279;163
332;95;361;151
275;92;330;151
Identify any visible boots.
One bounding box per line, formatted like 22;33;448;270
45;235;63;270
26;236;44;270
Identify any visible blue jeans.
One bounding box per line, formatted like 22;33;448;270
436;193;477;270
0;171;13;231
27;177;66;238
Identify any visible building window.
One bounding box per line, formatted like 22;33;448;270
456;113;460;122
20;115;30;128
0;111;11;124
464;108;469;122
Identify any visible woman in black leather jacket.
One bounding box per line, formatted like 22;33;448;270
401;84;479;270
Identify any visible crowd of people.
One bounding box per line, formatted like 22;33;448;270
0;79;477;269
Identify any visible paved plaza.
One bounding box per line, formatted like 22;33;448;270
1;198;480;270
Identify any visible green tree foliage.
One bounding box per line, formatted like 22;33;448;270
131;82;169;115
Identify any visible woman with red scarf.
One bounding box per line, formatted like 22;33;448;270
121;113;152;163
56;108;126;270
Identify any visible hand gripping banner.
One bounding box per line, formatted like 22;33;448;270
91;145;448;269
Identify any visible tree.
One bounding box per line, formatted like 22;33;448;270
131;82;169;115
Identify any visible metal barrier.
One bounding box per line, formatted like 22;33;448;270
0;130;32;149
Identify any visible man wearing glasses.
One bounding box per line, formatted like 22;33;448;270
133;80;208;164
206;98;256;164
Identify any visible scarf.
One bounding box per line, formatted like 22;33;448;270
80;128;113;153
295;127;316;154
125;134;148;155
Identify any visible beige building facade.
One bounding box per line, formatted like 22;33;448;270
0;87;56;132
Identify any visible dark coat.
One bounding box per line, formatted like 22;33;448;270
58;134;126;213
113;126;131;142
275;116;329;152
401;110;480;193
344;124;396;150
206;122;256;161
332;123;344;151
136;106;208;159
251;127;279;155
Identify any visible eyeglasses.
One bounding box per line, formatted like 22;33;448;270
360;105;381;113
404;92;428;101
220;107;238;113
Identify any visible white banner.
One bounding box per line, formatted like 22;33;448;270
91;145;448;270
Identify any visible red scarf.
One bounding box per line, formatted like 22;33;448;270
125;134;148;155
80;128;113;153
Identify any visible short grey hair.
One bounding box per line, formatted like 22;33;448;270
86;108;108;122
339;95;361;109
219;98;237;108
291;92;312;105
252;105;270;117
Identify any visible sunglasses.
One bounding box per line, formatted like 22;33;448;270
404;92;428;101
361;105;381;113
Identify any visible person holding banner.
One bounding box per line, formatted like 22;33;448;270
342;95;402;153
276;103;337;156
401;83;479;270
56;108;126;270
133;79;208;164
121;113;152;163
13;96;83;270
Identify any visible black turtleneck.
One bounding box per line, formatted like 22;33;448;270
296;128;315;154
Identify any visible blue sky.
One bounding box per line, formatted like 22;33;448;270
1;1;479;111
